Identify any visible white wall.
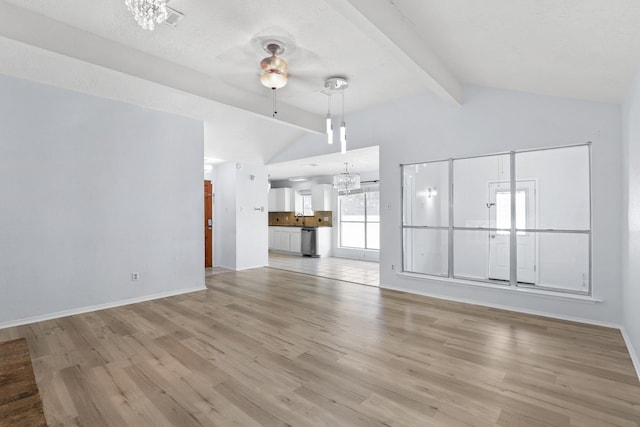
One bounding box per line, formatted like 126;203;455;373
0;74;205;326
622;70;640;375
272;85;622;325
213;163;237;269
213;163;268;270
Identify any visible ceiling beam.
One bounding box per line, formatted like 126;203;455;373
326;0;462;106
0;1;324;134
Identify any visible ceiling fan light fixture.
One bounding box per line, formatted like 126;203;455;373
259;41;288;90
260;71;288;89
260;55;287;73
125;0;168;30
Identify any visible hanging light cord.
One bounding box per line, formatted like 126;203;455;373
272;88;277;118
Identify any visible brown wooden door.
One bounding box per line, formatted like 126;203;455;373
204;180;213;268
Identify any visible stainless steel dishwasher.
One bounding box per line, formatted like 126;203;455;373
301;227;317;257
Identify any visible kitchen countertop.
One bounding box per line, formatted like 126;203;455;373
269;225;332;228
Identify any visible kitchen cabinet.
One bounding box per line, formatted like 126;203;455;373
268;188;292;212
269;226;330;256
315;227;332;257
289;230;302;253
269;226;302;253
311;184;333;211
268;227;275;249
268;190;277;212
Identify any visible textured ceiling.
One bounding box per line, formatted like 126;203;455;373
1;0;639;165
391;0;640;102
3;0;430;115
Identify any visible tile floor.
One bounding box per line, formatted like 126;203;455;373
268;251;380;287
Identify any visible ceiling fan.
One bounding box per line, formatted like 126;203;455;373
214;30;328;100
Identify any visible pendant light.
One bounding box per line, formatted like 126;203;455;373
340;87;347;154
323;77;348;150
326;94;333;144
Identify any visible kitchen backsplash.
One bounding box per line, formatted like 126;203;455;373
268;211;333;227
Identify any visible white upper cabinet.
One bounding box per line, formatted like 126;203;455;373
268;188;292;212
311;184;333;211
268;189;277;212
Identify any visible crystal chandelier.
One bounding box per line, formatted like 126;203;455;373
125;0;168;31
333;163;361;192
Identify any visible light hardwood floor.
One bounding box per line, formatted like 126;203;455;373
0;268;639;426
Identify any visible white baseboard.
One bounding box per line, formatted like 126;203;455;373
212;264;267;271
0;286;206;330
621;327;640;382
381;283;621;329
235;264;268;271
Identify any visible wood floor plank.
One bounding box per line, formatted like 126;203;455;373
0;338;47;427
0;268;638;426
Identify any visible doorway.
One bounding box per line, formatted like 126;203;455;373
204;180;212;268
488;180;536;283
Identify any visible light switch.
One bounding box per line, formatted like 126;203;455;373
324;217;329;221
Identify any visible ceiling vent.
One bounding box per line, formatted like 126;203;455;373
163;6;184;27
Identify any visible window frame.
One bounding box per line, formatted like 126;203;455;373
301;193;314;216
400;143;592;296
338;186;380;250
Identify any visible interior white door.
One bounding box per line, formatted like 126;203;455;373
488;181;536;283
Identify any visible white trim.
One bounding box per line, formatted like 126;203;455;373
396;272;601;303
0;286;206;331
269;249;302;255
383;281;615;328
235;264;269;271
621;327;640;382
332;251;381;262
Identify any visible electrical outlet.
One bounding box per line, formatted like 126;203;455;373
391;264;395;270
131;272;140;281
324;216;329;221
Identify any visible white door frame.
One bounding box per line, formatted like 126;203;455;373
487;179;538;284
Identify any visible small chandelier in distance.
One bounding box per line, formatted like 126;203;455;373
333;162;361;192
125;0;168;30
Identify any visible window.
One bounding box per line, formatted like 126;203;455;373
402;144;591;295
339;186;380;250
302;194;313;216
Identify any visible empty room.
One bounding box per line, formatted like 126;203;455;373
1;1;640;426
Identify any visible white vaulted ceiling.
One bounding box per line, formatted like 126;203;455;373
0;0;638;162
390;0;640;103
